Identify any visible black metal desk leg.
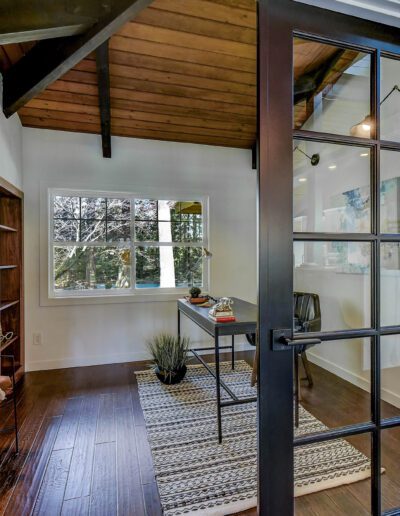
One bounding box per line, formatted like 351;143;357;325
215;330;222;443
177;308;181;339
231;335;235;370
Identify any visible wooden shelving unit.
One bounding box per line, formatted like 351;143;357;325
0;177;24;384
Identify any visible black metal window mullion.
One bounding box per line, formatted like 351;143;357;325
371;47;382;516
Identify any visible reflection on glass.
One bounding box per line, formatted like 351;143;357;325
293;141;370;233
54;247;131;291
381;243;400;326
295;339;371;438
294;241;371;331
293;38;370;136
381;57;400;142
135;246;202;289
381;336;400;421
381;150;400;233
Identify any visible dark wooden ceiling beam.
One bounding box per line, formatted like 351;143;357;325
2;0;154;118
95;41;112;158
0;14;96;45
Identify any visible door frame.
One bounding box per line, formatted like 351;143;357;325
257;1;400;514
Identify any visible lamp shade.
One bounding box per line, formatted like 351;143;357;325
350;115;372;138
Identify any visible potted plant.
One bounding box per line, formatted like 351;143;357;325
148;334;190;385
189;286;202;298
188;287;208;304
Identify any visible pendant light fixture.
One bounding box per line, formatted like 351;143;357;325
350;85;400;138
293;145;320;166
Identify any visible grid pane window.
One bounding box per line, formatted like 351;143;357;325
51;194;206;295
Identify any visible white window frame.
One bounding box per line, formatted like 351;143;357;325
47;188;209;300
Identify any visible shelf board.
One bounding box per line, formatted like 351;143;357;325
0;335;18;353
0;224;17;233
0;300;19;312
0;265;17;270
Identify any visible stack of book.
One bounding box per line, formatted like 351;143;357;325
208;310;236;323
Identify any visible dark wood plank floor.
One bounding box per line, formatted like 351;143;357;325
0;351;399;515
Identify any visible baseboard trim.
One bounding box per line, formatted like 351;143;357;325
308;351;400;409
26;341;253;372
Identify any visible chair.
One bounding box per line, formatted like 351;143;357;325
247;292;321;420
293;291;321;388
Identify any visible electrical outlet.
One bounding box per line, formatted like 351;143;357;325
33;333;42;346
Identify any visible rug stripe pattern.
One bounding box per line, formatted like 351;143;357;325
135;361;371;515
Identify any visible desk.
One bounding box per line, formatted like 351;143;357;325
177;297;257;443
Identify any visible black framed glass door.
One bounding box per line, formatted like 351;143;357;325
258;1;400;514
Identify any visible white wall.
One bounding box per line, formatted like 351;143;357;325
0;81;22;190
22;128;257;371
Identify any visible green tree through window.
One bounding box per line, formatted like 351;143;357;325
51;194;205;295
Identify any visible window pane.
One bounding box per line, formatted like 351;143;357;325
54;196;80;219
295;434;371;514
382;428;400;513
53;219;79;242
54;246;131;291
135;199;158;220
135;221;158;242
107;220;130;241
294;241;371;331
107;198;130;220
295;338;371;437
135;246;203;289
380;150;400;233
293;141;370;233
381;335;400;419
81;197;106;219
134;200;203;243
381;243;400;326
80;220;106;241
381;57;400;142
294;38;371;137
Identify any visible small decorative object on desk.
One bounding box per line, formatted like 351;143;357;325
187;287;209;305
147;333;190;385
209;297;236;322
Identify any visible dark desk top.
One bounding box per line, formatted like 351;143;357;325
178;297;257;337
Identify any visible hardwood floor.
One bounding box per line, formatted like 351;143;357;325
0;351;398;515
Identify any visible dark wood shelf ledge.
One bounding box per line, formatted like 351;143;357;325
0;300;20;312
0;224;17;233
0;335;19;353
0;265;17;270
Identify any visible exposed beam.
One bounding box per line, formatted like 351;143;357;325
294;49;345;104
2;0;154;118
96;41;112;158
0;13;97;45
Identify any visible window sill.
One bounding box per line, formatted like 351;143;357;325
41;291;187;307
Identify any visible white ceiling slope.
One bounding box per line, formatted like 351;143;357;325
296;0;400;28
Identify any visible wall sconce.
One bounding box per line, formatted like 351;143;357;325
293;146;320;166
350;85;400;138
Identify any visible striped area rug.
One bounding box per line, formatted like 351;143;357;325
135;360;371;516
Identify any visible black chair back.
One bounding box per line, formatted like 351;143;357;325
246;291;321;346
294;291;321;333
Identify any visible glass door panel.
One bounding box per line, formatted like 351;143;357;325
294;37;371;137
293;141;371;233
294;241;371;331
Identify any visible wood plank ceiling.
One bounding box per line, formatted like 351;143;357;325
0;1;360;150
1;0;257;149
